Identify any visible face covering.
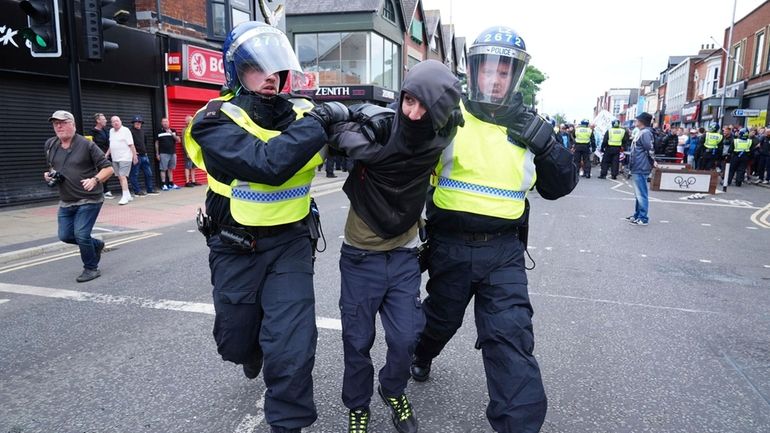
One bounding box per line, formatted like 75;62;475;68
399;110;435;143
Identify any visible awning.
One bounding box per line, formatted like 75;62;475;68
701;97;740;108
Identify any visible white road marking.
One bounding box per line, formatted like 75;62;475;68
0;299;9;305
234;396;266;433
545;247;553;251
0;232;161;275
700;259;712;263
660;220;670;224
527;246;537;250
764;265;770;269
750;203;770;229
747;227;759;230
641;254;647;258
186;229;197;233
579;249;591;253
0;283;343;331
530;291;720;315
701;223;712;227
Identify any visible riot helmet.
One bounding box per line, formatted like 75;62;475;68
708;122;719;133
222;22;302;94
739;128;749;139
580;119;590;127
467;26;530;108
611;120;620;128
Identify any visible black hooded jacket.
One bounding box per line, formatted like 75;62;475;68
330;60;462;239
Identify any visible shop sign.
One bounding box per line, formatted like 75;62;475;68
747;110;767;128
733;109;761;117
182;45;225;85
166;52;181;72
682;104;699;122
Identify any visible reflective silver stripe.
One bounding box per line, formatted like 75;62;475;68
439;138;456;179
220;102;242;120
520;150;536;191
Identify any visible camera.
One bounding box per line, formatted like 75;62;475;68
46;170;64;188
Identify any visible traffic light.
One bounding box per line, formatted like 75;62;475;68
82;0;120;61
18;0;62;58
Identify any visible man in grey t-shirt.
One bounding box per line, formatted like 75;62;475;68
44;110;114;282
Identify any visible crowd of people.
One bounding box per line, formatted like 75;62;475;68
555;119;770;186
88;112;202;205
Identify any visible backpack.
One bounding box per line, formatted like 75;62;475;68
651;129;667;155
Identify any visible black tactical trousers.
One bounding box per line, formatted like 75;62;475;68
415;232;547;433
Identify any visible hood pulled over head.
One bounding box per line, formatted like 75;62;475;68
398;60;462;133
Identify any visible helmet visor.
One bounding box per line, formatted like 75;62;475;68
227;25;302;92
467;45;529;107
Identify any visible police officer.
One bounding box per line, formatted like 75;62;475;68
727;128;751;187
410;26;578;433
699;122;723;170
184;22;349;433
574;119;596;178
599;120;630;179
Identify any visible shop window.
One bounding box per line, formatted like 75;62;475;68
371;33;384;86
295;32;399;89
341;33;367;84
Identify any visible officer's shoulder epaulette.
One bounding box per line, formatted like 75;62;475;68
203;100;225;119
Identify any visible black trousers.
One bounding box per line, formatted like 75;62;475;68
700;149;719;170
339;244;424;409
208;229;317;430
415;232;547;433
574;144;592;177
727;154;748;185
600;147;621;178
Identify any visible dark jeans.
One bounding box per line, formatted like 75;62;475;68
57;202;104;270
129;154;155;193
415;233;547;433
631;173;649;223
339;244;423;410
758;154;770;181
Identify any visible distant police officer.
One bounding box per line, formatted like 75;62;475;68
410;26;578;433
599;120;630;179
700;122;723;170
728;128;751;187
184;22;349;433
574;119;596;178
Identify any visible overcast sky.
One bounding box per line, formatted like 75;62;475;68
422;0;766;122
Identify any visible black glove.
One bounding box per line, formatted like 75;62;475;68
350;104;395;144
437;108;465;137
508;109;556;157
305;101;350;133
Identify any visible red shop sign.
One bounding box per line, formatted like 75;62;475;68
182;45;225;85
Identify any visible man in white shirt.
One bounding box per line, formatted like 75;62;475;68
107;116;138;205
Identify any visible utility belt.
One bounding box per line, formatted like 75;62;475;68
196;198;323;253
433;228;519;243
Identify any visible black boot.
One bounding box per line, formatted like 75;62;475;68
410;355;431;382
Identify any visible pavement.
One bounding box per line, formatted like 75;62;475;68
0;170;347;264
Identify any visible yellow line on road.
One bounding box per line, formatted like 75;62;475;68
0;232;161;274
750;202;770;229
